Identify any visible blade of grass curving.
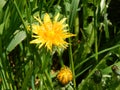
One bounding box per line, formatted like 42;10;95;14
69;0;80;30
75;65;92;78
12;0;27;31
79;53;110;90
75;44;120;70
48;0;55;9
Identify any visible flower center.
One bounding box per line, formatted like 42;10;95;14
50;30;55;36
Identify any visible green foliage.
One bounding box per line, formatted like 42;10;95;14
0;0;120;90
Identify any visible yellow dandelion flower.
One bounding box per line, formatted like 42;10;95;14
57;66;73;85
30;13;75;51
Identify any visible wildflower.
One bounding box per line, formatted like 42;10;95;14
30;13;75;51
57;66;73;85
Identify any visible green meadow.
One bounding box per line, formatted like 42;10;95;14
0;0;120;90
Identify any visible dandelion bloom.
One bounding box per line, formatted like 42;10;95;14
30;13;75;51
57;66;73;85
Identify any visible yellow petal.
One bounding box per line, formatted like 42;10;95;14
54;13;60;22
34;16;42;24
38;43;45;49
30;39;41;44
43;13;52;30
44;13;52;24
60;18;67;24
45;42;52;51
62;24;68;29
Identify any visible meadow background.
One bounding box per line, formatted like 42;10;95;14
1;0;120;90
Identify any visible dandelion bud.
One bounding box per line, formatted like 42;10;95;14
111;65;120;75
93;70;102;84
57;66;73;85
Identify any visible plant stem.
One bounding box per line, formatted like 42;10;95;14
69;38;76;90
31;75;35;90
58;51;64;67
93;0;98;61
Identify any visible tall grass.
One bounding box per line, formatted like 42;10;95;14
0;0;120;90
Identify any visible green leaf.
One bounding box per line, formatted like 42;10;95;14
0;23;4;35
102;62;120;74
0;0;6;9
6;30;26;53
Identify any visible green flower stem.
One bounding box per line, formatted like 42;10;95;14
44;70;54;90
94;26;98;61
69;38;76;90
58;51;64;67
93;0;98;62
60;58;64;67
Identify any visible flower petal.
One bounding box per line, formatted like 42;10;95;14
34;16;42;24
43;13;52;30
54;13;60;22
30;39;41;44
44;13;52;23
38;43;45;49
60;18;67;24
